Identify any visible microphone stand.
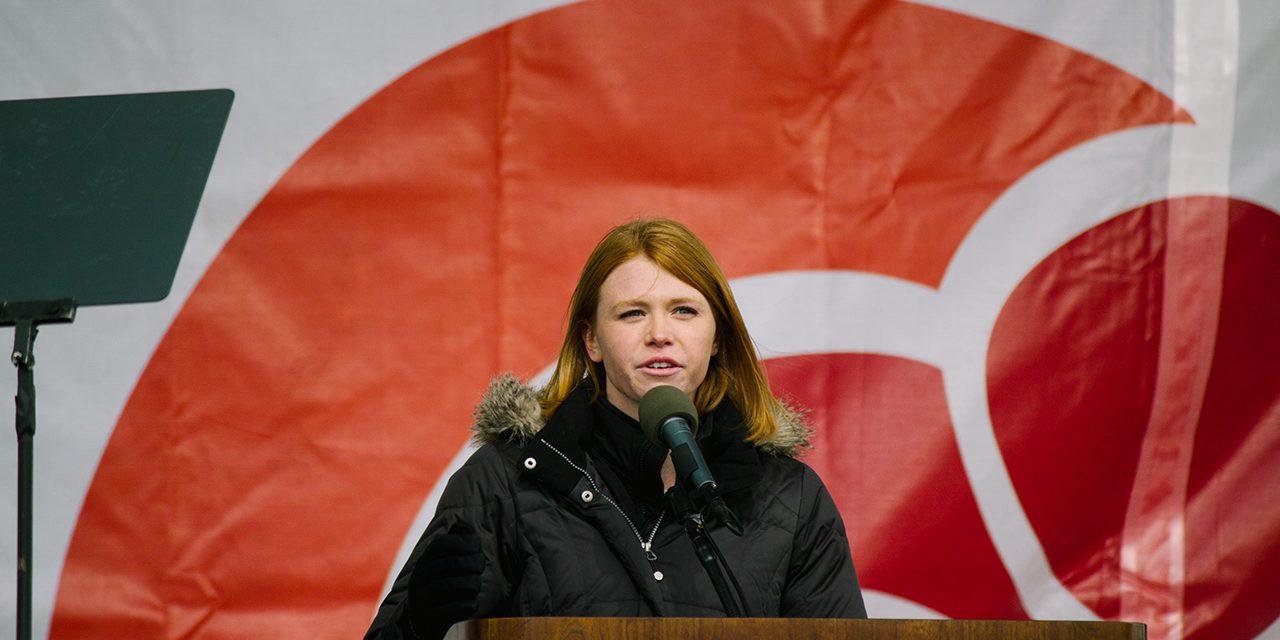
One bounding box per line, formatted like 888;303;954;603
669;485;748;617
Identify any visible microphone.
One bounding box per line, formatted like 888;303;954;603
639;385;742;535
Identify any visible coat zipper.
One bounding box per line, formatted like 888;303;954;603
538;438;665;561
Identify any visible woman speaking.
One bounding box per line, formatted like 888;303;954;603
365;219;865;639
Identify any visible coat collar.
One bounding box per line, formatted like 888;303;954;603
474;374;812;498
471;373;812;457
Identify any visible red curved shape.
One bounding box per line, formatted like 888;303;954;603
989;197;1280;640
51;1;1184;637
989;203;1166;620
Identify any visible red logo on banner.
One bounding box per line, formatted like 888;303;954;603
50;2;1279;640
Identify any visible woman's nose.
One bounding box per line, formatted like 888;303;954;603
646;316;672;345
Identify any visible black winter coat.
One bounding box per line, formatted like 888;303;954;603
365;376;866;638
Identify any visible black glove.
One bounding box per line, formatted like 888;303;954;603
404;519;485;640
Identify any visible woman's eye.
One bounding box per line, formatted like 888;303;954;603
619;309;643;319
674;306;698;316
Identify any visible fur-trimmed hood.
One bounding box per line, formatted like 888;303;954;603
472;373;812;457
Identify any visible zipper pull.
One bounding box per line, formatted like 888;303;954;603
643;541;657;561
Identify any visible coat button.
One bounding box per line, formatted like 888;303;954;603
581;490;594;503
523;457;537;469
653;571;664;581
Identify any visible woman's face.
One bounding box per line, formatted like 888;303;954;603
584;256;718;420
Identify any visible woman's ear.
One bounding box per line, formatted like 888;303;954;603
583;323;603;363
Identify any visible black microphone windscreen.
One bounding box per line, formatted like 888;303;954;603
639;385;698;447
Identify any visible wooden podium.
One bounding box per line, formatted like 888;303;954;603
445;618;1145;640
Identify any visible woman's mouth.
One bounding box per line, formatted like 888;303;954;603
639;358;682;376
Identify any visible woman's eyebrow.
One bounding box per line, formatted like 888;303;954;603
667;297;703;306
609;298;650;311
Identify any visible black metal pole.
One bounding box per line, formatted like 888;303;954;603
12;318;36;640
682;511;742;617
16;425;32;640
670;487;746;617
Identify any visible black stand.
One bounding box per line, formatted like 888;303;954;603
670;487;749;617
1;88;233;640
2;301;75;640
